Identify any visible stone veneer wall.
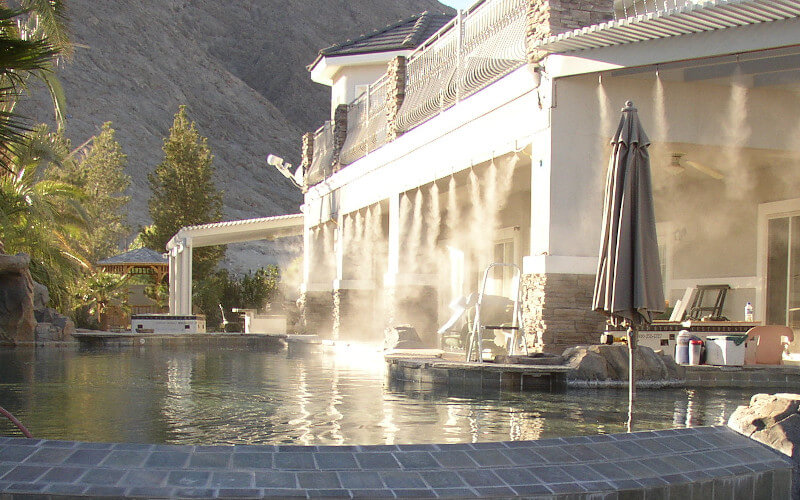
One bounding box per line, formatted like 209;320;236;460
332;104;348;172
300;132;313;193
385;56;407;141
526;0;614;63
521;273;606;353
299;291;334;339
384;285;438;347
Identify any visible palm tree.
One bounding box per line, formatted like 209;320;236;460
0;125;87;310
0;1;70;173
77;270;130;330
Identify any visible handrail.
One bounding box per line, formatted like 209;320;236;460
396;0;528;133
307;0;529;181
340;73;389;166
306;121;335;187
0;405;33;438
616;0;711;20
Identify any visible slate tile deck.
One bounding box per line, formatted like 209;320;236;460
0;426;791;499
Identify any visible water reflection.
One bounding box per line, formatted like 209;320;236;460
0;346;774;445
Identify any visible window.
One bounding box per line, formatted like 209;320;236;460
655;222;674;299
490;240;515;297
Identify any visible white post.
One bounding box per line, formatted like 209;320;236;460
302;224;312;293
530;131;551;259
385;193;401;285
168;248;177;314
335;214;346;285
178;239;192;315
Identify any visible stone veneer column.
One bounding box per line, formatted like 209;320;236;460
526;0;614;64
299;291;334;339
522;0;613;353
383;284;438;347
333;288;383;343
521;273;606;354
385;56;407;142
300;132;313;193
332;104;348;172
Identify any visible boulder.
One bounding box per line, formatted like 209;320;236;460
33;281;49;310
728;393;800;499
563;344;683;383
563;346;610;380
33;306;75;341
0;253;36;345
30;278;75;342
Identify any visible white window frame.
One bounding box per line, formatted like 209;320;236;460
757;198;800;325
656;221;674;300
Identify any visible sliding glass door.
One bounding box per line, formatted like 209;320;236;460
765;215;800;327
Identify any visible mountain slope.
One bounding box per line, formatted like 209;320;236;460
20;0;453;233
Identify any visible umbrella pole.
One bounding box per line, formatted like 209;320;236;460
627;325;636;402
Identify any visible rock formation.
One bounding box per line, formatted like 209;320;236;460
728;393;800;499
562;344;683;385
0;252;36;345
33;282;75;342
0;249;74;345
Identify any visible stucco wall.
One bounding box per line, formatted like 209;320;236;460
330;64;393;115
550;71;800;320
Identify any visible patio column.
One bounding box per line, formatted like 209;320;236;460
179;239;192;315
168;237;193;316
299;224;334;338
517;81;608;353
386;56;407;141
332;104;348;173
383;192;438;345
168;249;177;314
526;0;614;64
333;209;383;343
300;132;313;193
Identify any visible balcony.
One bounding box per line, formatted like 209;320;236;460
304;0;529;187
303;0;747;190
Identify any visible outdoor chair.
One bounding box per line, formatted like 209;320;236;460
745;325;794;365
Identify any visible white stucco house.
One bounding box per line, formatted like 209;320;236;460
284;0;800;354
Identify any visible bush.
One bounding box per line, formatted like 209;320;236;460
193;266;281;331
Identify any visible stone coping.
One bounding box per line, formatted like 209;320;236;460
386;354;800;389
0;426;791;498
385;355;572;373
71;333;288;340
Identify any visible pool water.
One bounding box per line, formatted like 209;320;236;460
0;345;764;445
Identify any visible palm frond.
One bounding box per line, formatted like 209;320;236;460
19;0;70;57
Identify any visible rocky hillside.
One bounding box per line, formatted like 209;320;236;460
20;0;452;269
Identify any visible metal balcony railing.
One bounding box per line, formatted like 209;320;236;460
396;0;528;133
615;0;711;19
307;0;529;182
339;73;389;166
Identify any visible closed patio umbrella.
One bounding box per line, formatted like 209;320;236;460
592;101;664;403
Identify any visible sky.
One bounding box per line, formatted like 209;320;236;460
441;0;474;10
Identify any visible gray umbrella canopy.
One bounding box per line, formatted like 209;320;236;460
593;101;665;328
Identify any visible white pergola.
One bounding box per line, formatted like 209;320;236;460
166;214;304;315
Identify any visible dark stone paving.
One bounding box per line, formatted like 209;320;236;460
0;426;791;499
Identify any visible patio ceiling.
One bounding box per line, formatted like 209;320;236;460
648;141;800;185
607;46;800;91
533;0;800;55
166;214;304;250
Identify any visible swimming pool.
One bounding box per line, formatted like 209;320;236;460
0;345;762;445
